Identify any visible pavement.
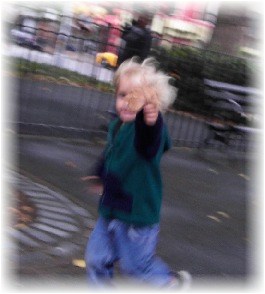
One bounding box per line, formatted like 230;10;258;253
3;133;262;292
5;170;92;289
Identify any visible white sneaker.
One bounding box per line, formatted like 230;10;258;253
167;270;192;291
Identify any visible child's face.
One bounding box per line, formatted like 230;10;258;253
116;77;138;123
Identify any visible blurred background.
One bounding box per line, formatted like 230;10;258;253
2;0;263;150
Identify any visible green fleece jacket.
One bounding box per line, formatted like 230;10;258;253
95;110;171;226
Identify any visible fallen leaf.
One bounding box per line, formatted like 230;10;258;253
216;211;230;219
238;173;250;181
65;161;77;168
208;168;219;174
72;259;86;268
207;215;221;223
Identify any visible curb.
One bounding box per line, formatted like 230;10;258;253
6;170;95;277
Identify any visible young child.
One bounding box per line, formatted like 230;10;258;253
83;57;191;289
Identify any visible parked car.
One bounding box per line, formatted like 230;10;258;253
11;29;43;51
96;52;118;68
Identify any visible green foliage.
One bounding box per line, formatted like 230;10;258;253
162;45;250;86
151;46;251;115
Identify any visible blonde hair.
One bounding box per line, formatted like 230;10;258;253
114;57;177;112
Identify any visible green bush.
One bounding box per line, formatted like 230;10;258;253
151;46;250;115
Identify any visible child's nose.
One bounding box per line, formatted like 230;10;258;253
122;101;129;110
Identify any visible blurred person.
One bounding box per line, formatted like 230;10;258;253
82;57;192;289
117;13;152;66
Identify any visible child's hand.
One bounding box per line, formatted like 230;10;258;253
81;176;103;195
143;103;159;126
124;85;160;113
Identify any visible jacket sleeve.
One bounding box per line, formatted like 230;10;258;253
134;109;163;159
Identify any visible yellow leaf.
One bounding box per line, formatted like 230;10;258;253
72;259;86;268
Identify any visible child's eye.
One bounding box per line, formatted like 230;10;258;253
118;92;127;98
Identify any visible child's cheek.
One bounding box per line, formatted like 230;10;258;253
116;99;123;113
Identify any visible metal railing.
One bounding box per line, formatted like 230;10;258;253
5;21;262;153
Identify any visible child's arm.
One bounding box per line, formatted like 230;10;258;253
124;84;163;158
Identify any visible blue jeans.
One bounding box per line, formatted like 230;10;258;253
85;216;172;287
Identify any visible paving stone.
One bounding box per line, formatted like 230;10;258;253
4;235;19;252
5;177;20;185
37;210;76;223
48;191;76;205
24;191;55;200
28;198;67;208
3;236;21;266
36;217;79;232
70;206;92;218
24;227;56;244
34;203;73;215
8;229;40;248
34;188;75;205
36;216;78;226
18;184;44;192
31;223;72;238
7;171;98;278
